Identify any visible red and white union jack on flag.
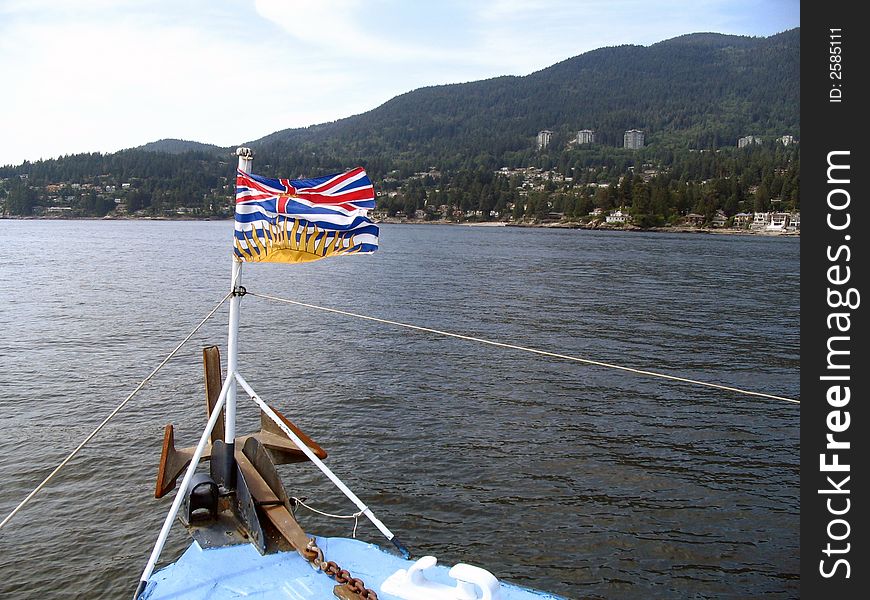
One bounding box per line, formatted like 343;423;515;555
234;167;379;263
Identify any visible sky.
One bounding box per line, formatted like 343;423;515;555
0;0;799;167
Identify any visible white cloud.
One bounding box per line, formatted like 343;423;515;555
254;0;423;61
0;5;372;164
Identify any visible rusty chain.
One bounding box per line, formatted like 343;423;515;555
303;538;379;600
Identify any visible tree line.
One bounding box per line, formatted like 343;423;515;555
377;142;799;226
1;29;799;222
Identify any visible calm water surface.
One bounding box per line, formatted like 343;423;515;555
0;220;799;599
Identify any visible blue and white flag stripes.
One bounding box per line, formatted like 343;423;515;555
234;167;379;263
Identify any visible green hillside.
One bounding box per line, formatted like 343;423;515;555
251;29;799;172
1;29;799;225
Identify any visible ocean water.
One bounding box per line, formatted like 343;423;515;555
0;220;799;599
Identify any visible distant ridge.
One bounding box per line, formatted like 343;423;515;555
2;28;799;197
242;28;798;169
126;29;799;169
139;138;227;155
651;32;761;47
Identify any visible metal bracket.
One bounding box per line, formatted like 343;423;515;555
209;440;236;490
179;473;219;526
234;463;266;554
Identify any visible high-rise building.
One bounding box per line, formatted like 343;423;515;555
577;129;595;144
738;135;762;148
780;135;795;146
624;129;644;149
537;130;554;150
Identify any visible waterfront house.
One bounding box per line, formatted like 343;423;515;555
751;212;769;230
685;213;705;227
766;212;790;231
734;212;753;228
605;209;629;224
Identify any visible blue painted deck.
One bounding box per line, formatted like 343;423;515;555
144;537;565;599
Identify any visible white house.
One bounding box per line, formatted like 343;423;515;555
751;212;769;230
605;209;629;224
766;212;791;231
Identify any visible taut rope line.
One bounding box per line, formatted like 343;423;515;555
248;291;799;405
0;293;232;531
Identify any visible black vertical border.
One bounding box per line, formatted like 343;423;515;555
801;3;868;598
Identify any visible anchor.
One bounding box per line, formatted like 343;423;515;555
155;345;327;499
154;345;326;556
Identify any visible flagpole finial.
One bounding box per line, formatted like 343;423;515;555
236;147;253;175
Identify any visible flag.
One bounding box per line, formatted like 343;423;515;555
234;167;379;263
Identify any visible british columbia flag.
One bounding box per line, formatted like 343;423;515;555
234;167;379;263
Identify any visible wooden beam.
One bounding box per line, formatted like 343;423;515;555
154;424;213;498
259;404;327;460
235;449;310;554
202;346;225;444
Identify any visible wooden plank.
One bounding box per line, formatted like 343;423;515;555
235;451;280;505
260;405;327;460
234;450;310;554
202;346;225;444
154;425;213;498
155;424;182;498
261;504;310;554
235;431;308;465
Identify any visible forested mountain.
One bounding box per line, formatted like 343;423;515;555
1;29;799;224
139;139;225;155
250;29;799;174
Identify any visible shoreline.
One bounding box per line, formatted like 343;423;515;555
373;218;800;237
0;214;800;237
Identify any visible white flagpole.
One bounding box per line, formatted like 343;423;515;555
221;146;253;488
134;375;234;599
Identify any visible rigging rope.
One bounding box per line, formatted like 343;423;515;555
0;292;232;532
290;496;364;538
248;291;799;405
291;497;364;521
